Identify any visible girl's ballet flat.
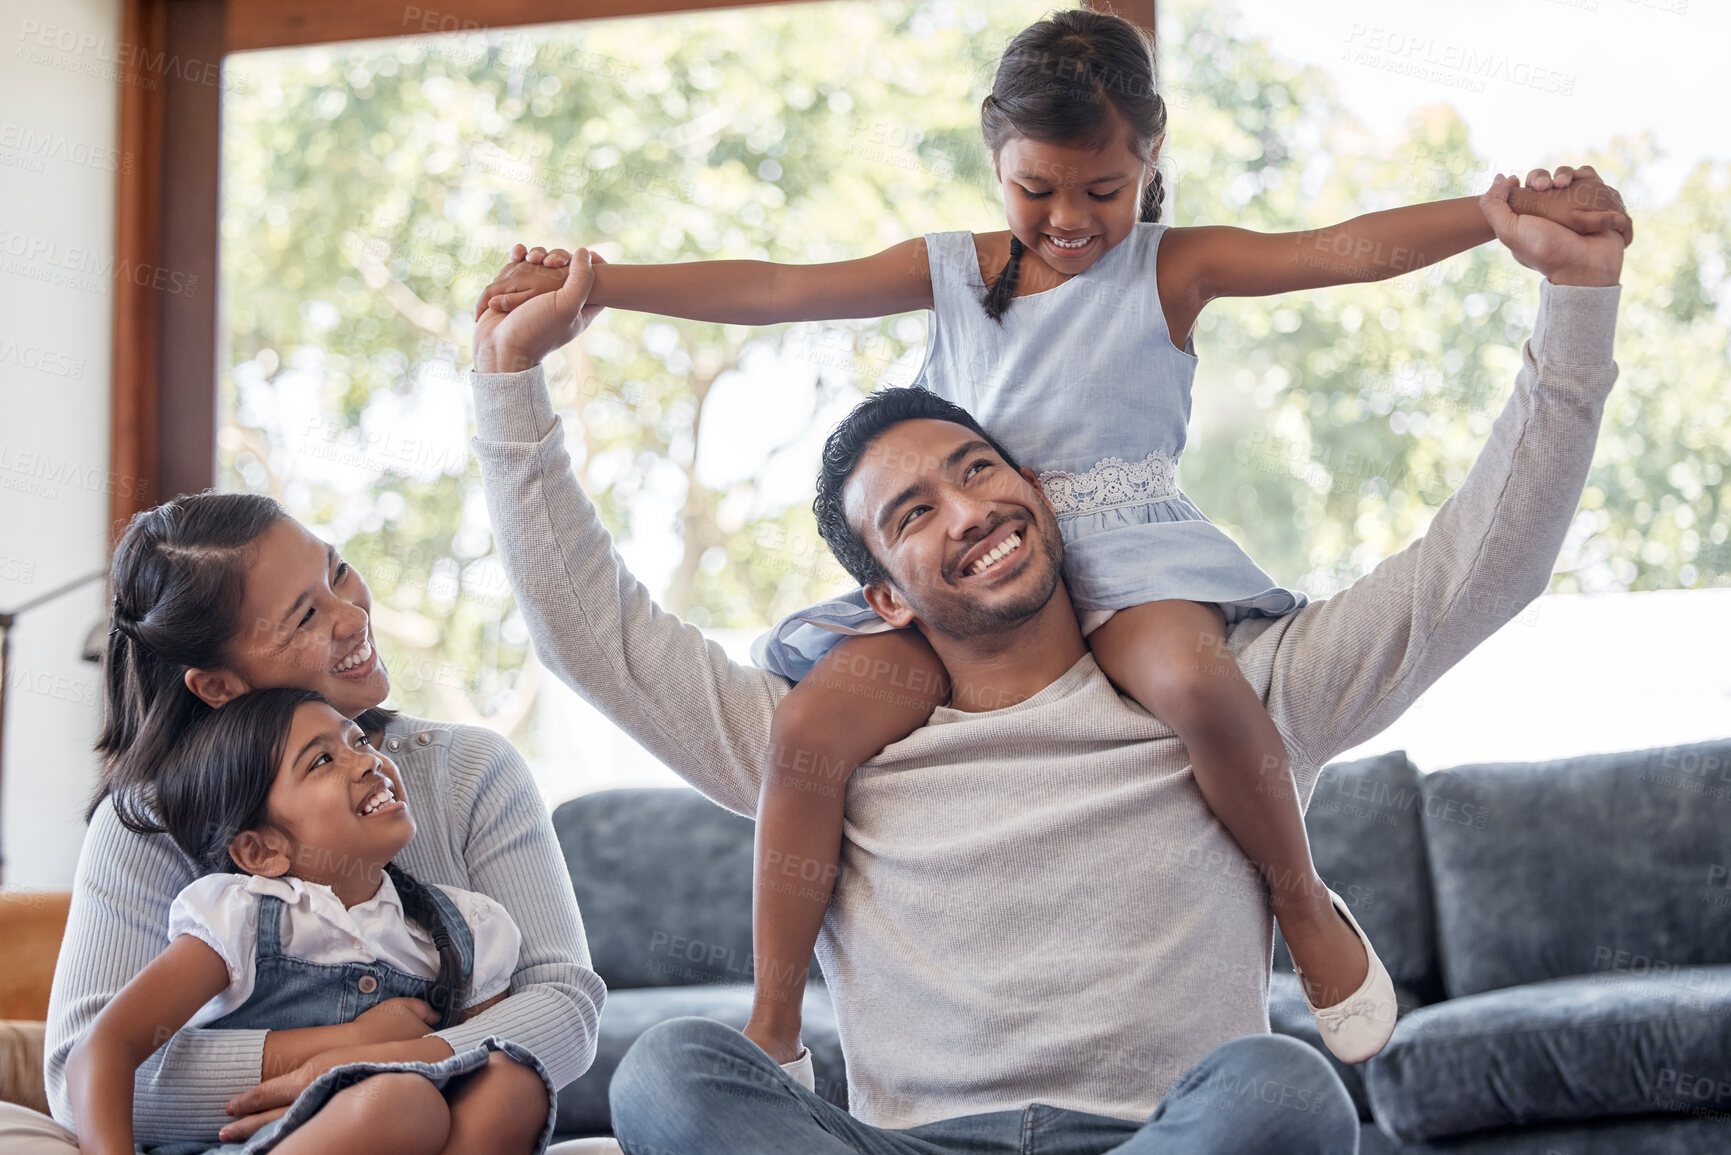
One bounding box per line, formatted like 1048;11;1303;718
1295;888;1400;1064
781;1046;816;1090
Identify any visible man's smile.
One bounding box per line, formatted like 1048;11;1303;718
955;520;1031;583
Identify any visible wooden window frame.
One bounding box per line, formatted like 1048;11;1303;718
110;0;1154;534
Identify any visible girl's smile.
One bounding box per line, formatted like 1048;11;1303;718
354;770;402;818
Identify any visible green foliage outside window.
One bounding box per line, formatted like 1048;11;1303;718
219;0;1729;750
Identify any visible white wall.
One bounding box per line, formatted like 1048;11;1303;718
0;0;121;886
1335;588;1731;770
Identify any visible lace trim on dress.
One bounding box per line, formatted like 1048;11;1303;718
1038;451;1180;516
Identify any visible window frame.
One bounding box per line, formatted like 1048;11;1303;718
110;0;1154;533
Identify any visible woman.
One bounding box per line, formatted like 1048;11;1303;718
20;492;604;1150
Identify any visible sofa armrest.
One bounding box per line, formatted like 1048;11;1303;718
0;891;72;1021
0;1021;48;1116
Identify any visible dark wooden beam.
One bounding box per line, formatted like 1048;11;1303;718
1086;0;1154;32
111;0;165;536
227;0;807;53
156;0;224;509
110;0;223;535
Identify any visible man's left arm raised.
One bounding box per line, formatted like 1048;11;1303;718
469;248;784;818
1253;168;1630;779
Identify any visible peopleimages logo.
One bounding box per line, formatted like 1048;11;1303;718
0;444;150;500
0;338;86;380
13;19;247;92
0;229;196;297
1342;26;1577;96
0;123;131;173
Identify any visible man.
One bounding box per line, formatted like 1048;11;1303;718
465;168;1628;1154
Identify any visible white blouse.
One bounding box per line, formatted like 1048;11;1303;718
167;871;522;1029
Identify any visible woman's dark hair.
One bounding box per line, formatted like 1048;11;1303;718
155;688;467;1029
980;8;1168;322
813;387;1021;587
95;492;393;829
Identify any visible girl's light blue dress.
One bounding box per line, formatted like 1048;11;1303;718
754;223;1306;681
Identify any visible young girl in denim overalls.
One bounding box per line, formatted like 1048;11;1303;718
65;689;555;1155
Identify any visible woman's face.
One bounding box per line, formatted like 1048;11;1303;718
211;519;390;718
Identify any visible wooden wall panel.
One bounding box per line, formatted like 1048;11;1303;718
110;0;165;535
1086;0;1155;32
157;0;224;509
110;0;223;534
114;0;1155;532
227;0;805;53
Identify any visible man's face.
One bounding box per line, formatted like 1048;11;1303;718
843;419;1064;640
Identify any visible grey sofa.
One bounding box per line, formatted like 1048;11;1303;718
547;740;1731;1151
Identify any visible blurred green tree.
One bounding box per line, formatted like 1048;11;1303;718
219;0;1728;753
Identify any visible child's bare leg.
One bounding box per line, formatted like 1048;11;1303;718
437;1052;549;1155
269;1073;450;1155
1088;601;1369;1008
746;629;949;1063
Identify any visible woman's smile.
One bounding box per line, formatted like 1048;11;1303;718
330;635;378;680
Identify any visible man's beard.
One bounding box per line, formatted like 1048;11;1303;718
895;515;1065;641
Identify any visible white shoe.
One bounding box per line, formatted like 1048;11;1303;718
780;1046;815;1090
1295;888;1399;1064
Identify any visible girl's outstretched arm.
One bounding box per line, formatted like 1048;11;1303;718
65;935;231;1155
476;237;934;324
1157;168;1630;344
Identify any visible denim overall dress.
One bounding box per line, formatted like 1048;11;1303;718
144;884;556;1155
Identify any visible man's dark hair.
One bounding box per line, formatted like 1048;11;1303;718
814;387;1022;587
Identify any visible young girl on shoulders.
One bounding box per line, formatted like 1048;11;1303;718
479;8;1622;1078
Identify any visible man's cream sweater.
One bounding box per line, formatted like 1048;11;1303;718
472;283;1620;1129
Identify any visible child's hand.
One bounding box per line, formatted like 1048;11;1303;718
473;244;593;320
473;246;608;373
1503;166;1633;246
1482;172;1628;287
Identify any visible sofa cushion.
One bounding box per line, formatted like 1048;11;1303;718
1267;971;1373;1121
1373;1115;1731;1154
0;1020;48;1115
1362;966;1731;1142
554;788;816;990
553;984;844;1136
1276;751;1443;1007
1420;739;1731;999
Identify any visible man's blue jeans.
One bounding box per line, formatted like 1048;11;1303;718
610;1017;1359;1155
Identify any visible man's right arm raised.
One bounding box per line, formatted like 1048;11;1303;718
1251;170;1630;781
470;362;784;818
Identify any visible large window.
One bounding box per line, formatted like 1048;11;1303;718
219;0;1729;800
220;0;1050;797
